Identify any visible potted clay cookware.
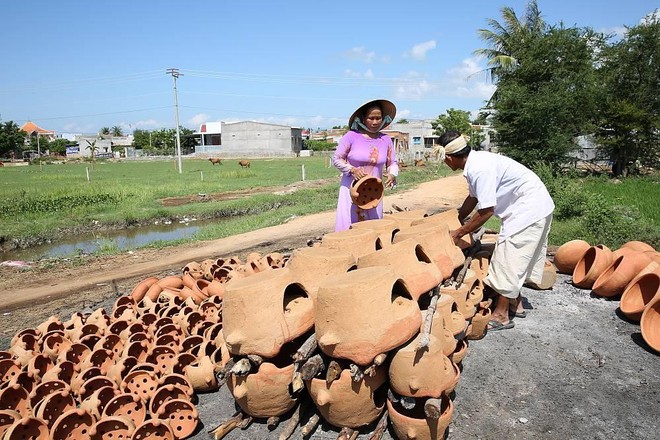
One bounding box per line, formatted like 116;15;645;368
119;323;148;342
95;334;125;360
102;393;148;427
9;371;39;394
149;384;190;417
223;267;314;358
80;386;118;421
0;410;21;439
130;277;159;302
205;280;226;298
350;175;384;210
89;415;135;440
357;239;443;301
410;208;472;250
554;239;591;274
451;339;469;366
393;222;465;279
28;380;69;413
79;348;115;375
50;408;95;440
86;308;111;330
36;316;64;336
40;360;75;385
440;279;481;320
2;416;49;440
384;209;428;229
71;367;103;395
641;294;660;353
306;365;387;429
320;228;383;259
158;374;194;399
121;369;159;402
593;252;652;298
621;240;655;253
199;301;221;323
285;247;357;301
10;328;40;351
316;267;422;366
183;355;218;392
131;419;175;440
33;389;76;428
573;245;613;289
121;340;150;363
621;271;660;322
420;310;457;357
147;345;178;376
155;398;199;439
350;218;400;248
79;376;117;402
389;334;460;398
434;296;467;339
0;359;21;384
386;393;454;440
228;361;296;418
173;352;198;376
106;356;139;387
0;384;30;416
42;332;72;362
467;306;492;340
58;342;90;366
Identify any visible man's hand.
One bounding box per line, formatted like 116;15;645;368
449;228;464;245
385;174;397;188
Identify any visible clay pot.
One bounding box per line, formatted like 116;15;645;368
383;209;428;229
223;268;314;357
306;366;387;428
8;371;39;395
158;374;194;399
57;342;90;366
410;208;472;249
147;346;178;376
350;175;384;209
387;394;454;440
121;340;150;363
389;334;459;398
419;310;457;357
154;399;199;439
79;376;117;402
41;332;72;362
357;239;443;301
79;386;118;421
36;316;64;336
593;252;652;298
205;280;226;298
95;334;125;359
131;419;175;440
34;389;76;428
183;355;219;392
0;410;21;439
80;348;115;374
121;370;159;401
130;277;159;302
285;247;357;301
573;245;613;289
50;408;95;439
11;331;40;353
435;296;467;339
106;356;138;387
621;272;660;323
621;240;655;253
440;279;481;320
524;260;558;290
320;228;383;259
0;384;30;416
350;218;399;248
3;416;49;440
467;306;492;340
89;415;135;440
450;339;468;366
393;222;465;279
72;367;103;395
228;362;296;418
102;393;148;427
0;359;21;384
641;293;660;354
28;380;69;413
149;384;190;416
316;267;422;366
40;360;75;385
554;239;590;274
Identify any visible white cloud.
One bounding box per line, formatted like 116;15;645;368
397;109;411;120
641;9;659;25
131;119;163;130
444;58;496;100
599;26;627;39
189;113;211;127
344;46;377;63
405;40;437;61
343;68;375;79
393;71;438;100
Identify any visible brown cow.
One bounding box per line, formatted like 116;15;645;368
238;160;251;168
208;158;223;165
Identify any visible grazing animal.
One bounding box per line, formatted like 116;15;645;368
238;160;251;168
208;158;223;165
415;159;426;167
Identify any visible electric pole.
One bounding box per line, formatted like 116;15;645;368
166;68;183;174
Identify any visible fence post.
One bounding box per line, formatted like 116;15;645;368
301;164;305;181
86;167;90;182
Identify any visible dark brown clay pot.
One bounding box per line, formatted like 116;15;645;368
3;416;49;440
50;408;95;440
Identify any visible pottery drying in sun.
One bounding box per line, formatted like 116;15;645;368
228;361;297;418
284;247;357;301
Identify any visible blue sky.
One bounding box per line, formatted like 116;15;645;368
1;0;657;135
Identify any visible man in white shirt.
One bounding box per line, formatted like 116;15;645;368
435;131;555;331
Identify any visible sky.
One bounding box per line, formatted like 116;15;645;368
1;0;657;135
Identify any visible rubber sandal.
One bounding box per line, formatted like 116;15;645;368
487;320;515;331
509;310;527;319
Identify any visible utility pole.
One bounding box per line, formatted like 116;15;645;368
166;68;183;174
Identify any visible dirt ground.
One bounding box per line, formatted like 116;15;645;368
1;174;658;439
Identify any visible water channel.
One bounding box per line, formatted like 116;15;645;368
1;217;224;263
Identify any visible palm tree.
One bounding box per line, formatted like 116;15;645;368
99;127;110;136
473;0;545;82
111;126;123;137
85;139;99;167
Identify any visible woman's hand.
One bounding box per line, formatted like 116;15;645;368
350;167;368;180
385;174;397;188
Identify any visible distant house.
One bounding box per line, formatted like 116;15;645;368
193;121;303;157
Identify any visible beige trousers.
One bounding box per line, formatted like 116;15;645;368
484;214;553;299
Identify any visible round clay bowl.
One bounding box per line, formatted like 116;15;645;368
640;294;660;354
34;389;76;428
351;175;384;209
0;409;21;439
146;346;178;375
28;380;69;412
158;374;194;398
79;376;117;402
155;398;199;439
573;245;613;289
95;334;125;359
103;393;148;427
620;272;660;322
3;416;49;439
90;415;136;440
40;360;75;384
50;408;95;439
149;384;191;417
121;370;159;401
80;385;119;420
130;419;175;440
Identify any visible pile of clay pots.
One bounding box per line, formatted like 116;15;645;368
554;239;660;354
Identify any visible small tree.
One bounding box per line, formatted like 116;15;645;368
85;139;99;164
0;121;26;158
111;126;123;137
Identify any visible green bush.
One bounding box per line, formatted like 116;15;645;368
533;162;587;220
304;140;337;151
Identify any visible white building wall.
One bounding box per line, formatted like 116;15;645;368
220;121;301;157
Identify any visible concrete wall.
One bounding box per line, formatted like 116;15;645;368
218;121;302;157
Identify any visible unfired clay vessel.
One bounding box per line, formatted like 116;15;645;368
350;175;384;209
621;272;660;323
228;362;296;418
285;247;357;301
554;239;590;274
320;228;382;259
387;394;454;440
350;218;399;248
383;209;428;229
315;267;422;366
593;252;652;297
410;208;472;249
573;245;613;289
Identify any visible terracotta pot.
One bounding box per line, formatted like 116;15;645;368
350;218;399;248
89;415;135;440
106;356;138;387
11;331;40;353
36;316;64;336
183;355;218;392
440;279;481;319
131;419;175;440
50;408;95;439
41;332;72;362
467;306;492;340
149;384;190;417
112;295;137;315
320;228;382;259
357;239;443;301
154;398;199;439
0;410;21;439
285;247;357;301
0;359;21;384
2;416;49;440
228;362;296;418
573;245;613;289
316;267;422;366
40;360;75;384
130;277;159;302
9;371;39;394
205;280;226;298
409;208;472;249
419;310;457;357
79;376;117;402
306;366;387;429
33;389;76;428
79;348;115;375
158;374;194;399
79;386;118;421
383;209;428;229
389;334;459;398
450;339;468;365
223;268;314;357
621;240;655;253
593;252;652;298
554;239;590;274
102;393;148;427
28;380;69;413
86;308;111;330
121;340;150;363
95;334;125;360
121;370;159;401
147;346;178;376
57;342;90;366
524;260;558;290
350;175;384;209
71;367;102;395
435;296;467;339
387;394;454;440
